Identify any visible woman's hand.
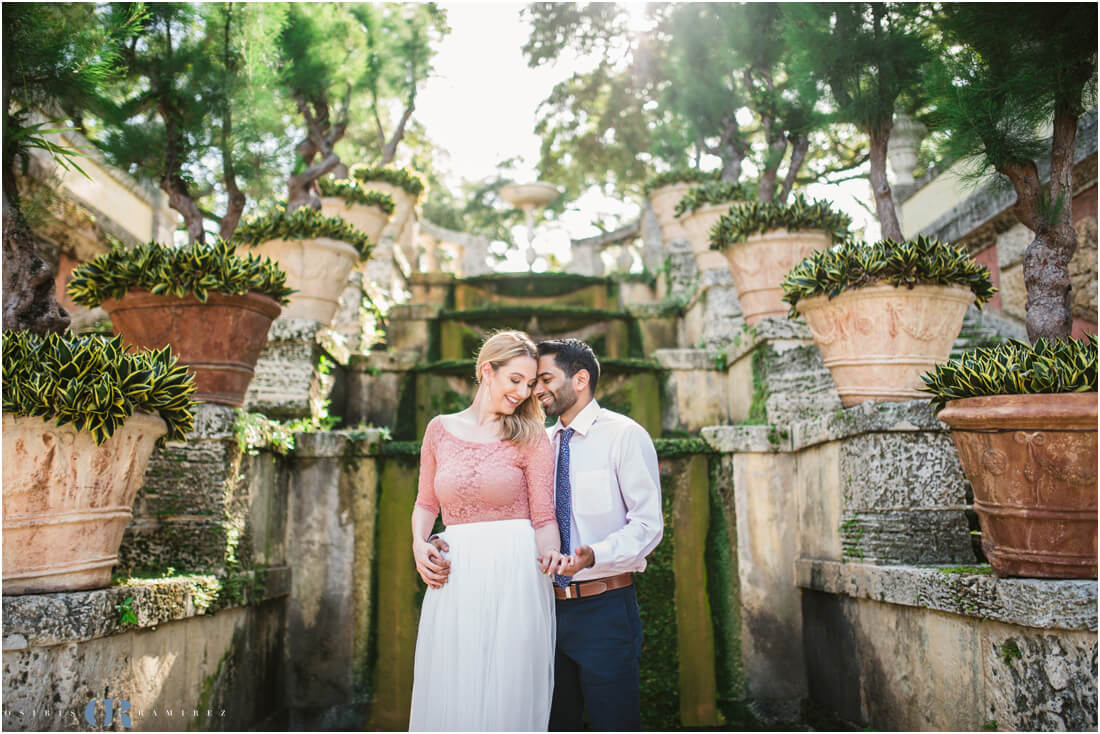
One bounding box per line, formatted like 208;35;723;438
413;538;451;589
538;548;565;577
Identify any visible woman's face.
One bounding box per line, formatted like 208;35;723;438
484;355;538;415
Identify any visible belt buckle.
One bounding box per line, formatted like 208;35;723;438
564;583;576;600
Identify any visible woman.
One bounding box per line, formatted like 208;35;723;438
409;331;562;732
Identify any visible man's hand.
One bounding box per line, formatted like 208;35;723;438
551;545;595;577
413;537;451;589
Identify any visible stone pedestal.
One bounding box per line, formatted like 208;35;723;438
244;319;343;421
345;351;420;429
386;304;441;359
655;349;730;433
408;271;453;306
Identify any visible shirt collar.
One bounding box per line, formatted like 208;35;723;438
552;398;601;439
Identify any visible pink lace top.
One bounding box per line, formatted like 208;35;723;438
415;417;556;528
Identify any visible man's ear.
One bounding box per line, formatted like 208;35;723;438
573;368;590;393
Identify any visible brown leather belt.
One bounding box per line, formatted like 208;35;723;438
554;572;633;600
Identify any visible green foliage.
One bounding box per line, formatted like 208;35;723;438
316;178;396;213
94;4;291;240
67;239;293;307
921;334;1097;410
674;181;757;217
349;164;426;198
781;236;995;316
925;4;1097;186
2;331;196;445
3;3;145;197
712;194;851;248
233;409;338;457
118;596;138;626
644;168;720;196
233;205;373;259
653;437;713;458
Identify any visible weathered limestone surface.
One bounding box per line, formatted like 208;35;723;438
730;450;805;722
284;432;381;730
724;319;841;427
800;571;1098;732
655;349;730;432
244;318;340;419
1071;215;1098;322
120;404;262;575
795;560;1097;631
345;350;419;428
682;267;745;350
386;303;441;357
2;578;289;732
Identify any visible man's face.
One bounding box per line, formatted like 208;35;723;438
535;355;578;418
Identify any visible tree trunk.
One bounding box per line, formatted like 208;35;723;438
2;190;70;334
1011;103;1079;342
868;120;903;241
757;135;787;203
287;152;340;212
777;134;810;205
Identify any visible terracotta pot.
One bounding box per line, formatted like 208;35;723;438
3;412;167;594
724;228;832;325
680;201;744;271
648;183;693;243
320;196;391;244
246;237;359;324
101;290;281;406
798;283;973;405
938;393;1097;578
354;181;417;242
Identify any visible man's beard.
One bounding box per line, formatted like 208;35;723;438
543;382;578;417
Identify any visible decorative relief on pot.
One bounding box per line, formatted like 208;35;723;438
980;448;1008;476
798;283;974;406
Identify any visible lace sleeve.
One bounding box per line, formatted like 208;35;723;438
415;419;440;515
524;432;556;529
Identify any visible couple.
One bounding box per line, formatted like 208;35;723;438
409;332;664;732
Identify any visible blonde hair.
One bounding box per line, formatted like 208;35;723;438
475;330;545;446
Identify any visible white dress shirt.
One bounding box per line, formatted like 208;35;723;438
547;398;664;581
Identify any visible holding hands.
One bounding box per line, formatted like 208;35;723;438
539;544;595;577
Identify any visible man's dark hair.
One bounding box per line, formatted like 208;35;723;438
537;338;600;393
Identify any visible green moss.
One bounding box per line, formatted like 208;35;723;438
412;359;476;376
931;565;994;575
380;440;422;457
655;437;714;458
459;272;611;300
840;517;866;560
745;346;770;425
707;459;744;722
394;373;418;440
637;482;680;730
600;358;665;373
997;639;1022;665
441;305;629;322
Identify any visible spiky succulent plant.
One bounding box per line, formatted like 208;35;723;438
921;334;1097;410
643;168;721;196
780;236;996;317
232;205;373;259
674;181;757;217
316;178;396;213
349;164;425;198
2;331;197;445
710;194;851;248
67;239;293;307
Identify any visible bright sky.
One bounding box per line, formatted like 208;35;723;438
416;2;881;272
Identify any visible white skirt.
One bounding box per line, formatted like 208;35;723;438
409;518;556;732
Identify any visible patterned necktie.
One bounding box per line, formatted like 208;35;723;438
554;427;576;589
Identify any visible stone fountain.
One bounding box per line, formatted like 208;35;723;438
498;181;560;269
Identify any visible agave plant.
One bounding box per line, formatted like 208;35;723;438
921;334;1098;411
674;181;757;217
780;236;996;317
67;239;294;307
643;168;721;196
2;331;197;445
711;194;851;249
316;178;396;214
349;164;425;198
232;205;373;259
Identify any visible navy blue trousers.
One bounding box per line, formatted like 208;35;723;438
550;585;643;732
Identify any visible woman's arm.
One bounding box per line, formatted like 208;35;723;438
525;433;564;575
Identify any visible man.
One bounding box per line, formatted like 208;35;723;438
419;338;663;730
534;338;663;732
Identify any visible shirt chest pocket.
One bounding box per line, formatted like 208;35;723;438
573;469;614;515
